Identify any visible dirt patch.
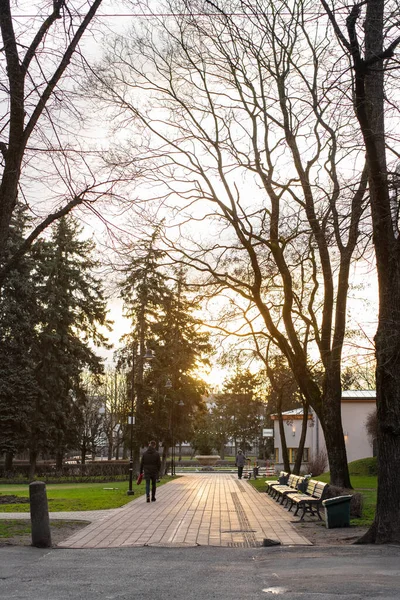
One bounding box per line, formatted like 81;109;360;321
292;517;368;545
0;495;30;504
0;519;90;548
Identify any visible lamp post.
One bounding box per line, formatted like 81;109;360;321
165;379;173;475
127;345;154;496
166;378;184;477
175;399;184;473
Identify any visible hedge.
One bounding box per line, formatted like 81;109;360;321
0;460;130;483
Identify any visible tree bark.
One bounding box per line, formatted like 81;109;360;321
4;451;13;472
55;450;63;472
161;444;168;476
336;0;400;544
219;441;225;460
277;393;291;473
293;402;309;475
28;449;37;481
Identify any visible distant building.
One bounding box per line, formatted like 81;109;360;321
272;390;376;471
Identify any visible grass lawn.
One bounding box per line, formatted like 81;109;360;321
0;476;173;512
248;473;377;527
0;519;31;538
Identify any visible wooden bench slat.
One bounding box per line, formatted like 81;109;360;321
287;480;329;520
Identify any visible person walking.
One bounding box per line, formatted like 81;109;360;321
235;449;247;479
140;440;161;502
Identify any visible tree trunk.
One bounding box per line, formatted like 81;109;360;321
293;402;308;475
340;0;400;544
278;416;290;473
29;449;37;481
318;390;351;489
4;451;13;472
161;444;168;476
219;440;225;460
133;442;140;476
277;391;291;472
55;450;63;472
289;351;351;486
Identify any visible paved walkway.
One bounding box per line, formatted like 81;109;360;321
1;474;311;548
62;474;311;548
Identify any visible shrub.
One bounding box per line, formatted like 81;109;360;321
307;450;328;476
0;460;130;483
365;410;377;446
325;484;363;518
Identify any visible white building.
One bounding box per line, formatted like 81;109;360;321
272;390;376;470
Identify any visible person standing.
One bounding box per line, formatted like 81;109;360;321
235;449;247;479
140;440;161;502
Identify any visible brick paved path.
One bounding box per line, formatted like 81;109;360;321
57;474;311;549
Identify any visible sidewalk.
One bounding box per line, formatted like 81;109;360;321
56;474;311;549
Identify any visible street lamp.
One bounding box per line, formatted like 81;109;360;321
127;346;154;496
175;399;185;473
165;379;174;475
166;378;184;477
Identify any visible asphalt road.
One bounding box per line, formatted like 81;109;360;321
1;544;400;600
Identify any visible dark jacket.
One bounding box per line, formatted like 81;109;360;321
140;446;161;476
235;453;246;467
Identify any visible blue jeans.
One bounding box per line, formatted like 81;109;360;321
145;473;157;498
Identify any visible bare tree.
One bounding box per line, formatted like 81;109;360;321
88;0;371;487
101;368;128;460
321;0;400;544
0;0;106;281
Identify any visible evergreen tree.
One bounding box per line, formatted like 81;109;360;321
0;206;40;469
149;267;211;451
29;216;110;476
118;233;211;473
117;229;171;470
219;369;264;453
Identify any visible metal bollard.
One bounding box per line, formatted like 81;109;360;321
29;481;52;548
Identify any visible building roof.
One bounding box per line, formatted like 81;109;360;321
280;408;304;416
342;390;376;400
271;408;312;420
271;390;376;419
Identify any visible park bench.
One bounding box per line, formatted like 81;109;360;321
266;471;289;495
287;479;329;520
271;474;306;505
257;466;275;477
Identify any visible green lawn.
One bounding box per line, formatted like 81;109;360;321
0;519;89;543
0;477;172;512
248;473;377;527
0;519;31;538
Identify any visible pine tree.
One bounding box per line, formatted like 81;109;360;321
117;230;171;470
149;267;211;456
118;234;211;473
0;206;40;469
28;216;110;476
220;368;264;453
